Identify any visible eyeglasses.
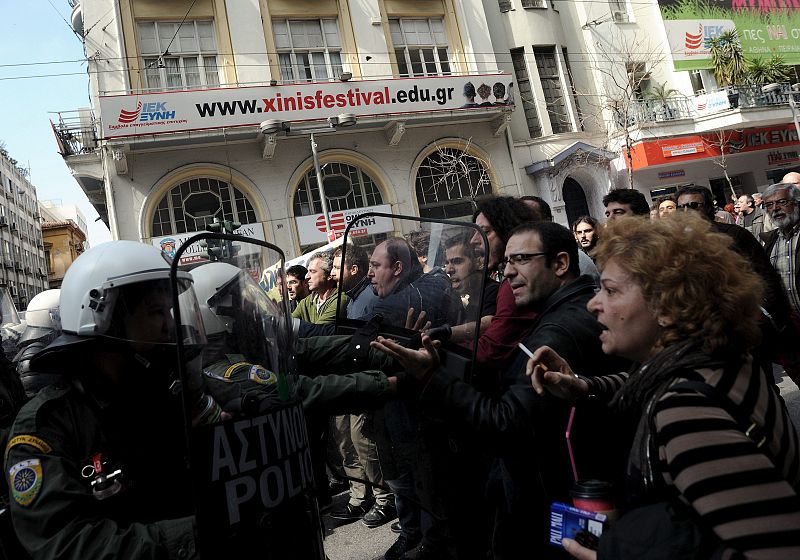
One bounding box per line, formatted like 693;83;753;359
676;201;704;210
500;252;547;269
764;198;793;210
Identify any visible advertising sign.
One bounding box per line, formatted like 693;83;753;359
659;1;800;70
295;204;394;245
152;222;266;265
99;74;515;139
630;123;800;169
694;90;731;115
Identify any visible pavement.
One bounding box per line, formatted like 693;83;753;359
321;368;800;560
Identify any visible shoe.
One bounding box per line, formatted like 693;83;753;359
363;502;397;528
414;544;447;560
384;534;422;560
390;521;402;534
329;502;372;522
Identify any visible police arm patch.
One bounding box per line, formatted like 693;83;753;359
9;459;43;506
4;434;53;463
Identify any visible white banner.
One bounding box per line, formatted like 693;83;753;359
152;222;266;266
663;20;735;63
100;74;514;138
694;90;730;116
295;204;394;245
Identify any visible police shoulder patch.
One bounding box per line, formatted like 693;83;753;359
4;434;52;464
9;458;43;506
249;365;277;386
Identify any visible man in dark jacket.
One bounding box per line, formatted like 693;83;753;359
372;222;629;559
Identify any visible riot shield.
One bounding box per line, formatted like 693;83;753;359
171;234;324;560
335;213;487;383
0;288;23;360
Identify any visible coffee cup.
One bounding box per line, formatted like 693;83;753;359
571;479;617;521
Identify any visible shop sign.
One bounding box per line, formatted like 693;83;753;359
767;150;800;166
151;222;266;266
658;169;686;179
295;204;393;245
659;2;800;71
662;138;705;157
694;90;730;116
100;74;514;139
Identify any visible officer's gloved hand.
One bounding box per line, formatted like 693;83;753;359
425;324;452;343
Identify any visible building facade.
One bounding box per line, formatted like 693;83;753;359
60;0;521;261
0;151;49;311
39;201;88;288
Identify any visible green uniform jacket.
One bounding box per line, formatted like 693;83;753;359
5;382;196;560
292;292;349;324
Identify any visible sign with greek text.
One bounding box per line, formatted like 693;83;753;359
295;204;394;245
659;1;800;71
99;74;515;139
151;222;265;266
191;401;319;557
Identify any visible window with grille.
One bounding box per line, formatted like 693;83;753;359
150;178;257;237
138;21;220;91
415;148;492;220
390;18;452;77
274;19;344;82
293;162;385;252
533;47;572;134
510;48;542;138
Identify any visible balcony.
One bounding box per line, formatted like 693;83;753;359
52;109;98;156
618;83;799;133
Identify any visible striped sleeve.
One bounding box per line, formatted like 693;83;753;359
653;390;800;558
583;372;628;402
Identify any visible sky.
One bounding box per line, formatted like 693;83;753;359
0;1;112;246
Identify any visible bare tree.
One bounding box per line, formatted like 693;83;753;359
576;29;668;190
701;129;743;200
416;138;492;212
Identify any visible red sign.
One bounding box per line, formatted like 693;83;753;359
629;124;800;170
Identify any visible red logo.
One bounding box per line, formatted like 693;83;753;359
685;24;703;50
315;212;347;234
118;102;142;123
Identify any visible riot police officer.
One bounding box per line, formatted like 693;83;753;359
4;241;204;559
14;289;62;397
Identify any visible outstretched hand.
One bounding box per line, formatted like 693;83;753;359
405;308;431;332
525;345;587;400
370;334;441;381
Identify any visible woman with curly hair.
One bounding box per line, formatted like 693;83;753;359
528;212;800;559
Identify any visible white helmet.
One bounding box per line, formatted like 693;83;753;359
59;240;204;347
191;261;240;337
19;289;61;345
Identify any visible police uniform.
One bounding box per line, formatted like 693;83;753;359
5;380;196;560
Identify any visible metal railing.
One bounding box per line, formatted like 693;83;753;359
622;82;797;128
51;110;98;157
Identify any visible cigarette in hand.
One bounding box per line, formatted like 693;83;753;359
518;342;549;372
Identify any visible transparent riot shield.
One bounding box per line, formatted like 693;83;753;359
0;287;23;359
335;213;487;383
312;214;490;554
171;234;324;560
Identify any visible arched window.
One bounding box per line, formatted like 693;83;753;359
415;148;492;220
293;161;386;252
151;177;257;237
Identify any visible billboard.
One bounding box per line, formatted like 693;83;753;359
659;1;800;70
99;74;514;139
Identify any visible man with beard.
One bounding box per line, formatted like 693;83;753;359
762;182;800;318
572;216;598;255
285;264;309;312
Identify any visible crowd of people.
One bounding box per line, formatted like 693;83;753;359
0;177;799;560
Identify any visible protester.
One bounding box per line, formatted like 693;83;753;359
527;213;800;559
571;216;598;255
602;188;650;220
292;250;348;324
285;264;310;312
656;196;676;218
372;221;628;560
736;193;766;238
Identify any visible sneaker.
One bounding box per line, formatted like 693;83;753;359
384;534;422;560
363;502;397;528
329;502;372;522
390;521;402;534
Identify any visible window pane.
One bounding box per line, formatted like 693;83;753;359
197;21;216;51
438;48;451;75
138;22;158;54
289;20;309;48
279;53;294;81
330;52;343;77
312;52;328;80
305;20;324;48
144;58;162;89
389;20;403;45
158;23;176;48
323;19;340;47
183;57;200;87
422;49;437;75
165;58;182;88
409;49;424;76
203;56;219;86
298;53;312;81
177;24;198;53
395;48;409;77
273;19;291;48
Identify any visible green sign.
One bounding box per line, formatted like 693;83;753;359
659;1;800;70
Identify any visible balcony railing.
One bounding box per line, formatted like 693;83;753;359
619;82;797;129
51;110;98;156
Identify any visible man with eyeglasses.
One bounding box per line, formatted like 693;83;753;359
762;183;800;317
676;184;799;383
372;221;628;560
